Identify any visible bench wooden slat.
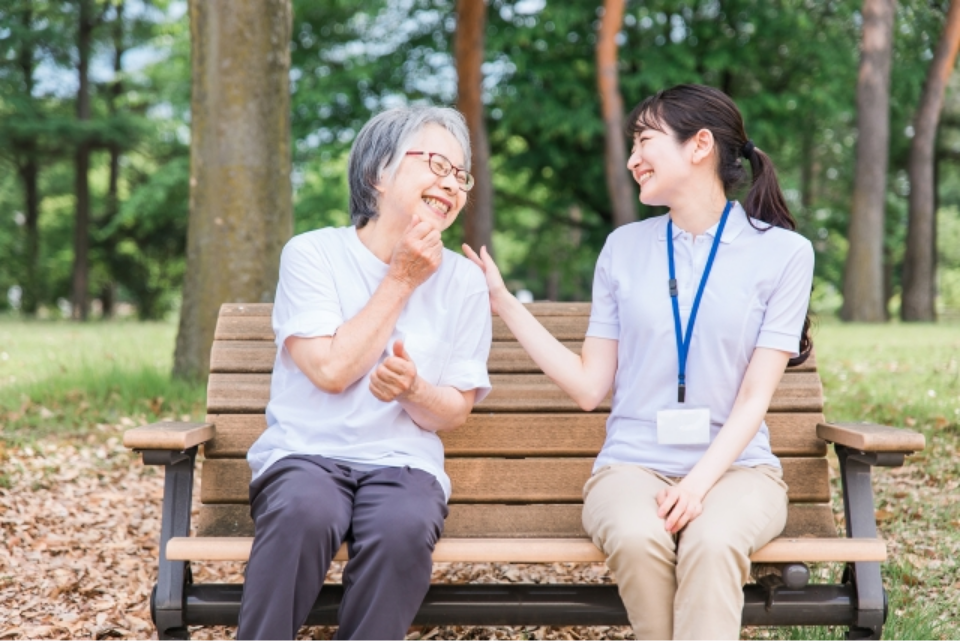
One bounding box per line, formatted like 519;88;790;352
206;371;823;415
166;536;886;564
817;422;926;453
123;422;214;451
200;457;830;505
198;501;838;539
203;412;827;459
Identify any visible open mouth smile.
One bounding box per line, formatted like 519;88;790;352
423;195;452;217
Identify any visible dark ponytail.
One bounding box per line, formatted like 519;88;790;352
626;84;813;367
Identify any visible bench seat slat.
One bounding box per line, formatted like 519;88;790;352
203;412;828;459
198;502;838;539
206;372;823;415
200;457;830;505
166;536;886;564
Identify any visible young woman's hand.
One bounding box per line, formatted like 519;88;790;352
462;244;509;314
656;484;705;534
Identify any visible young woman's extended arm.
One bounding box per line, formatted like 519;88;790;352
656;346;791;533
464;245;618;410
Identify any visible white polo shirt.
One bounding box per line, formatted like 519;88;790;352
587;202;814;477
247;226;493;500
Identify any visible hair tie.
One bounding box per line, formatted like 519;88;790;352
741;140;756;159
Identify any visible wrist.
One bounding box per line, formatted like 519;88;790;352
677;477;708;501
382;273;416;299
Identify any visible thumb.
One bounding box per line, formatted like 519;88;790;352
393;339;411;360
405;215;421;234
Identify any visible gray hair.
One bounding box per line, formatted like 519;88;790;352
348;105;472;227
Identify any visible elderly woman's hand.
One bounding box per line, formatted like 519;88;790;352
387;216;443;292
462;244;508;315
369;339;420;402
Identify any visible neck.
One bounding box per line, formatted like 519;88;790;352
668;181;729;237
356;213;405;263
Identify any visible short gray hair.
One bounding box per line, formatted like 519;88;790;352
348;105;472;228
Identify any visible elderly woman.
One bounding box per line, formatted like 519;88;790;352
238;106;492;640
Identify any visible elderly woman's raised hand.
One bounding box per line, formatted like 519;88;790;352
462;244;508;315
387;216;443;292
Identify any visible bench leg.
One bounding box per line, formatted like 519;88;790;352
837;446;889;640
145;448;197;640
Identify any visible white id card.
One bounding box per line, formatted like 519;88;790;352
656;407;711;445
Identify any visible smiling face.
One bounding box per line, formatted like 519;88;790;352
376;123;468;234
626;122;704;208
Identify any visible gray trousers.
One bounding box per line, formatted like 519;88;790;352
237;455;448;640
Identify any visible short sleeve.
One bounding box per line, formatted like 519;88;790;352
438;279;493;402
272;235;344;348
756;240;815;356
587;239;620;340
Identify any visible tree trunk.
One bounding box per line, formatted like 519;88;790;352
901;0;960;321
841;0;895;322
173;0;294;380
596;0;637;227
19;160;41;316
71;0;95;321
456;0;494;255
102;0;125;319
16;6;41;317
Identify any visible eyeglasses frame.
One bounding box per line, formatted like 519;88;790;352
404;151;475;192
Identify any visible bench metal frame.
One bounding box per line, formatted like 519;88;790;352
138;440;903;640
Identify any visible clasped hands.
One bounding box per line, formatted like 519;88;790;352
656;483;705;534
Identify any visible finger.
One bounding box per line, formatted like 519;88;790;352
462;244;485;269
666;496;689;532
403;215;421;235
392;339;409;360
657;490;678;519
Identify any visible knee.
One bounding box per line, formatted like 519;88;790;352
268;486;344;542
602;517;673;565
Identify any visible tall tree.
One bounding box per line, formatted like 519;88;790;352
173;0;294;380
71;0;102;321
901;0;960;321
842;0;896;322
456;0;494;254
596;0;636;227
101;0;126;318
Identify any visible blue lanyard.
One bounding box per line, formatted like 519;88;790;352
667;201;733;403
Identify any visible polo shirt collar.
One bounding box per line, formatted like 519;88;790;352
657;201;748;244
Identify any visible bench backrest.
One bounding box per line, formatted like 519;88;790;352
197;302;837;540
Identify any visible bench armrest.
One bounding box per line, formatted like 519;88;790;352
817;421;925;453
123;421;214;451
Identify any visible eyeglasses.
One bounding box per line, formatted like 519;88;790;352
405;151;475;192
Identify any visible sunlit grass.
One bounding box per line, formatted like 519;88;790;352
0;319;205;443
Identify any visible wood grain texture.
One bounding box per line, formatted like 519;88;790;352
202;412;827;459
817;422;926;453
206;372;822;415
196;501;836;539
167;535;884;564
208;340;584;374
200;457;829;505
122;422;214;451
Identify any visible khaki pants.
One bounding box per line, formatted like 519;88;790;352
582;464;788;640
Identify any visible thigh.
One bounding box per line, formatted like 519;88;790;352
680;465;789;554
249;455;355;539
582;464;676;554
350;466;447;549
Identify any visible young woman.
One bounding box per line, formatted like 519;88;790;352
464;84;814;640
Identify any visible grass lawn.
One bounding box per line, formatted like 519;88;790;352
0;317;957;639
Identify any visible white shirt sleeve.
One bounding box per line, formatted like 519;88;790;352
586;239;620;340
438;281;493;402
272;236;344;347
756;239;815;356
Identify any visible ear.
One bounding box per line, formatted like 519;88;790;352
689;129;716;165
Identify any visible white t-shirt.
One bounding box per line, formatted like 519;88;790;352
247;226;493;499
587;202;814;477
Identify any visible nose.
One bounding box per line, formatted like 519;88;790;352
627;147;642;172
438;170;459;195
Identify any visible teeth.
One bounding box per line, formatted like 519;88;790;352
639;171;654;186
423;196;450;215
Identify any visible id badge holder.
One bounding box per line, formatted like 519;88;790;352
656;404;711;445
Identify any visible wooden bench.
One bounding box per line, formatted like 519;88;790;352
125;302;925;640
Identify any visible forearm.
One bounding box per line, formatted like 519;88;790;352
495;293;612;410
399;379;476;432
679;398;769;498
299;278;411;392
